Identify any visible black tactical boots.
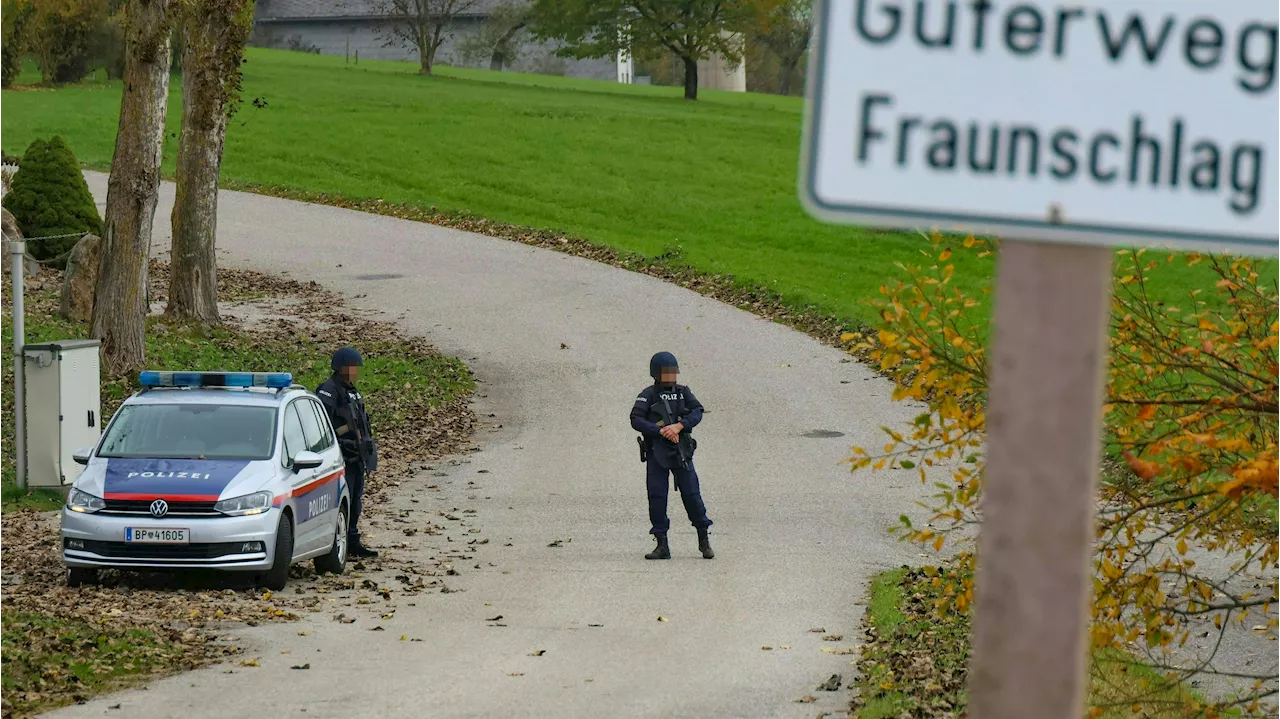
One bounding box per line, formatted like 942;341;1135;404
645;533;671;560
697;527;715;559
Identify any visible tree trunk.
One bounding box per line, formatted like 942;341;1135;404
778;58;797;96
167;0;251;324
419;52;432;74
682;55;698;100
489;50;504;71
92;0;174;374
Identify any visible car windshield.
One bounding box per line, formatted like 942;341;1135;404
97;403;278;460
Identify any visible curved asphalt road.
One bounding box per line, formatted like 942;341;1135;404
52;173;943;719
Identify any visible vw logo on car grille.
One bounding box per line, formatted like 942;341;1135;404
149;499;169;518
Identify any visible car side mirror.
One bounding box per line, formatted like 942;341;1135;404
292;450;323;472
72;447;94;466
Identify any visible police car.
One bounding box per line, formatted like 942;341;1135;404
61;371;351;590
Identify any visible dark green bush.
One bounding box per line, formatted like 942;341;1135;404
1;136;102;265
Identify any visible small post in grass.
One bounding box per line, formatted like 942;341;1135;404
9;237;26;491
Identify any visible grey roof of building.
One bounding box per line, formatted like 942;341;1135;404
255;0;505;20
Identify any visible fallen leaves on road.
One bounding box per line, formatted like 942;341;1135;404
528;650;546;657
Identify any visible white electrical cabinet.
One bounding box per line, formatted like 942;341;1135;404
24;339;102;487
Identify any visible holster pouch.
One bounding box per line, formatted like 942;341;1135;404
637;436;647;463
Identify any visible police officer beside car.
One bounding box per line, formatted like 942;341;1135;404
317;347;379;558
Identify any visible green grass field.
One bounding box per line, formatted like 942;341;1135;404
1;49;1248;331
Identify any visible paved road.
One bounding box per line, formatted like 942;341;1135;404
51;174;942;719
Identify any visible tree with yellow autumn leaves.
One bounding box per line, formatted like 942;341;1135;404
846;234;1277;716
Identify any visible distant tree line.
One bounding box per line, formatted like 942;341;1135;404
369;0;812;99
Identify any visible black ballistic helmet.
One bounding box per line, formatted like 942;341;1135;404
331;346;364;372
649;351;678;379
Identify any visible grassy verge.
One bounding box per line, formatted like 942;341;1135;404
0;483;64;511
853;566;1206;719
1;47;1252;335
0;612;197;718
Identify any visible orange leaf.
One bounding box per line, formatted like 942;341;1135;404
938;248;952;261
1136;405;1157;421
1122;452;1159;482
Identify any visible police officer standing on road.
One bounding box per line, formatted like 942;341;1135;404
317;347;379;558
630;351;715;561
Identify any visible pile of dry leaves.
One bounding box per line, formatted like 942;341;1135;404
850;567;970;719
1;261;477;716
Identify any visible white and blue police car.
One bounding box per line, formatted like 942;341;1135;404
61;371;351;590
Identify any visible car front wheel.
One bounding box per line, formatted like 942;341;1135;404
314;505;348;576
258;514;294;591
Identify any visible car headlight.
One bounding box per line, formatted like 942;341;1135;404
67;488;106;513
214;491;274;517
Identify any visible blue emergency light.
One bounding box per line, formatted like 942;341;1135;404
138;371;293;389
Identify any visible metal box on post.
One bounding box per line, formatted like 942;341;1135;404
23;339;101;488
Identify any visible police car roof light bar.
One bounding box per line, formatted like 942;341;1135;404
138;371;294;389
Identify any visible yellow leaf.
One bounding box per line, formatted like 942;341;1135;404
240;658;260;667
1176;539;1188;555
657;616;668;622
933;535;945;551
939;248;952;261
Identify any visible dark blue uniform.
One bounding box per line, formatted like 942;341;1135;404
631;383;713;536
317;374;376;546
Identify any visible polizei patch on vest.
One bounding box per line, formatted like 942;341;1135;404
801;0;1278;253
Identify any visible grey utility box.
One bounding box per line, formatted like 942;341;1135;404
24;339;102;487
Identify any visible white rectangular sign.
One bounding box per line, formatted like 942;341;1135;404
800;0;1279;254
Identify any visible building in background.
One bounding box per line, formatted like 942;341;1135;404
251;0;618;80
697;33;746;92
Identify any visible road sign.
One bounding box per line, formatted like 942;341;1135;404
800;0;1279;255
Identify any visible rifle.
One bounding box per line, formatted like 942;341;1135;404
657;393;693;471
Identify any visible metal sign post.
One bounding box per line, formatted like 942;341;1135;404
9;237;26;491
798;1;1278;716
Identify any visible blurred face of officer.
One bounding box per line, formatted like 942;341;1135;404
340;364;360;383
659;368;678;386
